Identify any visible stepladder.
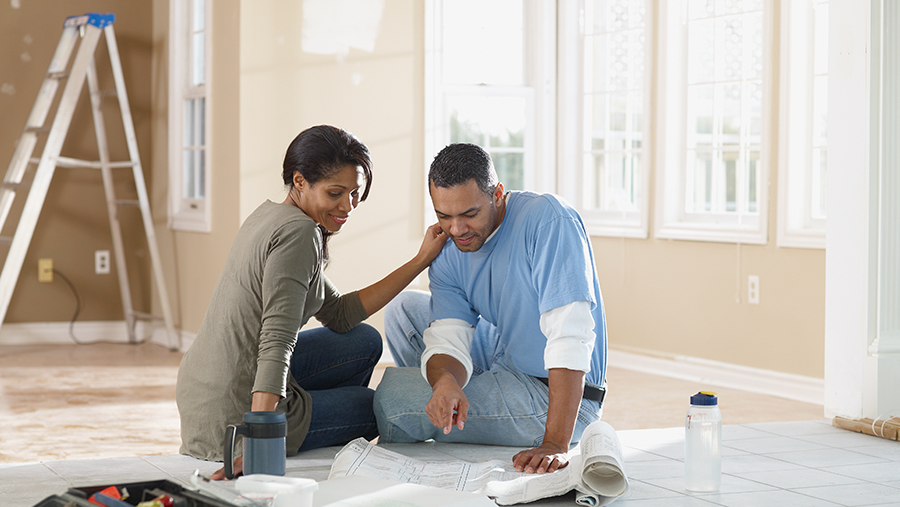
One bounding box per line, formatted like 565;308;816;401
0;13;179;350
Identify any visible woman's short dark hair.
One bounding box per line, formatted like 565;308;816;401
282;125;373;201
428;143;497;195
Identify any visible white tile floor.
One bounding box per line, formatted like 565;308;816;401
3;420;899;506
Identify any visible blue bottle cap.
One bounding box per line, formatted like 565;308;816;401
690;391;718;405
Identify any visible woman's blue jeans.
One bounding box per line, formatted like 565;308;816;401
290;323;381;452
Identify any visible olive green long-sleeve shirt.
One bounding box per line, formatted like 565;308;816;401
176;200;368;461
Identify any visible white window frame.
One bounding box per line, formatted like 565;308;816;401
777;0;827;249
655;0;774;245
558;0;652;239
168;0;212;232
423;0;556;220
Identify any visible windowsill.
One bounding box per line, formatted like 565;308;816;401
654;221;767;245
169;212;211;233
776;230;826;249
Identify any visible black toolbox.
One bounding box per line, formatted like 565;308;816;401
31;478;240;507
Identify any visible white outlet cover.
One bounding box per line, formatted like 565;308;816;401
95;250;110;274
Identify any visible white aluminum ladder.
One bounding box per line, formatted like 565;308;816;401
0;13;178;350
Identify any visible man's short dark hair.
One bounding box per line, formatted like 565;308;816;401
428;143;498;195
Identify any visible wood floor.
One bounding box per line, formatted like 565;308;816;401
0;342;824;464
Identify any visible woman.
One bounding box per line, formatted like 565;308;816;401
175;125;446;478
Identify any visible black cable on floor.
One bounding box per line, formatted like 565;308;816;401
52;268;85;345
52;268;152;346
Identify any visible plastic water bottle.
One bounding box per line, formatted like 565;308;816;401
684;391;721;491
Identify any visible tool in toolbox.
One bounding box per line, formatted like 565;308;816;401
30;472;317;507
0;12;177;350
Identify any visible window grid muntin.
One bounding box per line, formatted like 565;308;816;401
684;2;763;218
583;0;646;214
182;0;206;203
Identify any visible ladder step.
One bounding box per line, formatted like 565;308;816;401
93;89;118;99
48;71;69;80
116;199;140;207
129;311;163;321
45;156;137;169
0;236;11;245
1;181;29;191
24;126;51;134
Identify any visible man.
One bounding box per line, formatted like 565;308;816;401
373;143;607;475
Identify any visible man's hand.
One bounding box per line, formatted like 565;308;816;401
513;442;569;474
512;368;585;474
426;372;468;434
210;456;242;480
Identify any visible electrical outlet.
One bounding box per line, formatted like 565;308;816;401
38;258;53;283
748;275;760;305
95;250;110;274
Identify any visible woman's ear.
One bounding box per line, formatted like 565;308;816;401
293;171;306;192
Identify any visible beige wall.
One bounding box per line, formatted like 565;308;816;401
0;1;154;323
148;0;243;333
1;1;827;380
236;0;429;334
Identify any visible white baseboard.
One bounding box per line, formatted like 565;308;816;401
609;348;825;406
0;321;195;353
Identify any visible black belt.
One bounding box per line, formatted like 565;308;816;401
535;377;606;406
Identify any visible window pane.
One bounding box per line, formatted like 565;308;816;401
588;153;604;208
447;96;527;144
689;0;715;20
610;93;628;132
197;149;206;198
191;32;205;87
747;150;759;213
192;0;205;32
689;19;715;83
688;150;713;212
721;15;743;81
447;94;527;189
684;0;762;217
724;150;738;211
689;84;714;139
198;97;206;145
183;149;195;199
183;98;195;147
583;0;646;216
721;83;741;141
492;152;524;190
449;110;482;145
748;81;762;140
442;0;524;85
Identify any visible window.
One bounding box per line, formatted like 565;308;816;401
559;0;652;238
168;0;211;232
777;0;828;248
424;0;555;204
656;0;773;244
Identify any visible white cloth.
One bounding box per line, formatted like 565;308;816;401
421;301;595;387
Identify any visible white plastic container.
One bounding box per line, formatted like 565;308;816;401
684;391;721;492
236;474;318;507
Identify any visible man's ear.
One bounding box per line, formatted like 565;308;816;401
494;182;505;203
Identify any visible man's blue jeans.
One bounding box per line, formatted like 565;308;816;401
290;323;381;452
373;290;601;447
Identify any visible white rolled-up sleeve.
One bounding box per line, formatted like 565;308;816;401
421;318;476;387
540;300;595;373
